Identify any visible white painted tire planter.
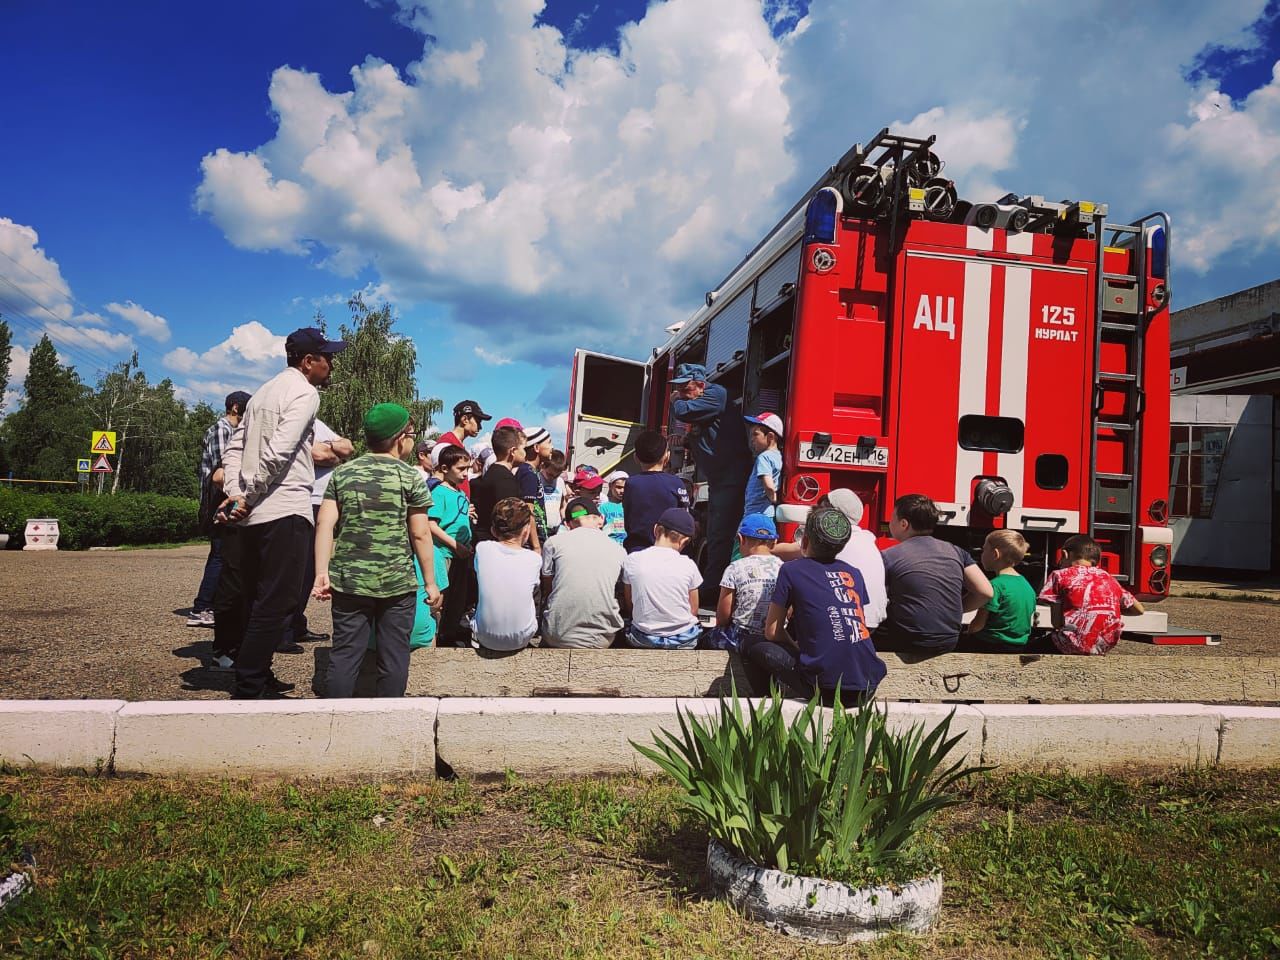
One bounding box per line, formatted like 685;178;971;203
706;839;942;943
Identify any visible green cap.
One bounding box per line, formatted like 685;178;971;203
806;505;852;550
363;403;411;443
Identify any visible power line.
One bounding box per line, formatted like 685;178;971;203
0;295;136;379
0;246;171;372
0;296;133;378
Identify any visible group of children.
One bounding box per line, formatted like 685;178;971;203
314;399;1148;703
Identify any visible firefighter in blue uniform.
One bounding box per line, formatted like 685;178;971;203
669;363;752;606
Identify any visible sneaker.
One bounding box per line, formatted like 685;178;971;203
207;654;235;672
186;609;215;627
265;674;295;694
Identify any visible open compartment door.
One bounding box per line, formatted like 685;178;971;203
566;349;650;476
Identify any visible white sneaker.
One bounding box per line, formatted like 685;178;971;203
208;654;235;671
186;609;215;627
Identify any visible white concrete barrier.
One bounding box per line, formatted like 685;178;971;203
1217;706;1280;769
976;703;1222;769
113;699;438;777
436;697;683;778
0;700;123;770
1;698;1279;779
436;698;989;779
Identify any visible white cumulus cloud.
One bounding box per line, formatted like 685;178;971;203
0;217;75;324
163;320;287;392
194;0;794;363
194;0;1280;380
1156;62;1280;272
474;345;512;366
104;300;171;342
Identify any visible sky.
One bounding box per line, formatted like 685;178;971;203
2;0;1279;446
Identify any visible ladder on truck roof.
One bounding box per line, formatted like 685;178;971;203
1088;210;1171;587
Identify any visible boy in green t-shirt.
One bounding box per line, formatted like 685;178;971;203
967;529;1037;650
314;403;442;697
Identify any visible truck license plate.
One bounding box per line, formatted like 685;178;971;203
798;441;889;468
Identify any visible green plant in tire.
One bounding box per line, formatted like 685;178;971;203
633;690;985;886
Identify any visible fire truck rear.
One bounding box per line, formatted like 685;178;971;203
567;129;1172;600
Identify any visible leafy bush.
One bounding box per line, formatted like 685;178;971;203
0;488;199;549
634;691;984;886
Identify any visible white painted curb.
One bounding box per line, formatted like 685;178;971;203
1217;706;1280;768
0;700;122;770
1;699;1279;777
436;697;683;778
113;699;438;777
975;703;1222;768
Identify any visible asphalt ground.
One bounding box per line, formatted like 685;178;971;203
0;544;1276;701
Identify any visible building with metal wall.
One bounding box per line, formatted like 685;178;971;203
1170;279;1279;572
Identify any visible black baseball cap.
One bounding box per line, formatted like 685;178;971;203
564;497;601;522
285;327;347;358
453;400;492;422
656;507;696;538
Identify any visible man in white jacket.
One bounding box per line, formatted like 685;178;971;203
221;327;347;699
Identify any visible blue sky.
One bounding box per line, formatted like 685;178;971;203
2;0;1278;443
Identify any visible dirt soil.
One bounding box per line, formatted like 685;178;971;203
0;544;1276;701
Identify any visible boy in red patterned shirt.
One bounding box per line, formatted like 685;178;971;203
1039;535;1145;655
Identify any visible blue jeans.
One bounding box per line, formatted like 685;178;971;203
626;622;703;650
743;640;876;706
192;530;223;613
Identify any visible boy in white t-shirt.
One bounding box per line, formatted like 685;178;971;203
622;508;703;650
713;514;783;652
473;497;542;652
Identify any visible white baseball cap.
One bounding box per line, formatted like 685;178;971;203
744;411;783;438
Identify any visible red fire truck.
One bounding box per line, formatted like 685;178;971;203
567;129;1173;602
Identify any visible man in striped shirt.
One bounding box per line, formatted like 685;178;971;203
187;391;251;627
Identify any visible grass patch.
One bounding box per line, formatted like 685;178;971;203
115;539;207;551
2;768;1278;958
1171;589;1279;605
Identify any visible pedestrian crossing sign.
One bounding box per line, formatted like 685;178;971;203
92;454;113;473
76;458;91;473
91;431;117;454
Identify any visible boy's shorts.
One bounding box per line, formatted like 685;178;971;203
627;622;703;650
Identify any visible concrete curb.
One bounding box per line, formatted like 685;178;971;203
0;698;1278;777
0;700;123;771
113;699;438;777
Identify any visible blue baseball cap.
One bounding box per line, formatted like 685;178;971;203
670;362;707;384
738;513;778;539
285;326;347;358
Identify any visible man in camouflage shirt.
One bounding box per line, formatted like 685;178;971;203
313;403;443;698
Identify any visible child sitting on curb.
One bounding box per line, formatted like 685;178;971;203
622;508;703;649
966;529;1037;652
314;403;441;698
752;506;886;705
712;513;783;652
1039;534;1145;655
473;497;542;653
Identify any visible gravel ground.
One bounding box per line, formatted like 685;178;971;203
0;545;1276;701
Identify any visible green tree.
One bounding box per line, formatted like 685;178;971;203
0;335;91;481
0;318;11;475
0;318;11;414
318;295;443;448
